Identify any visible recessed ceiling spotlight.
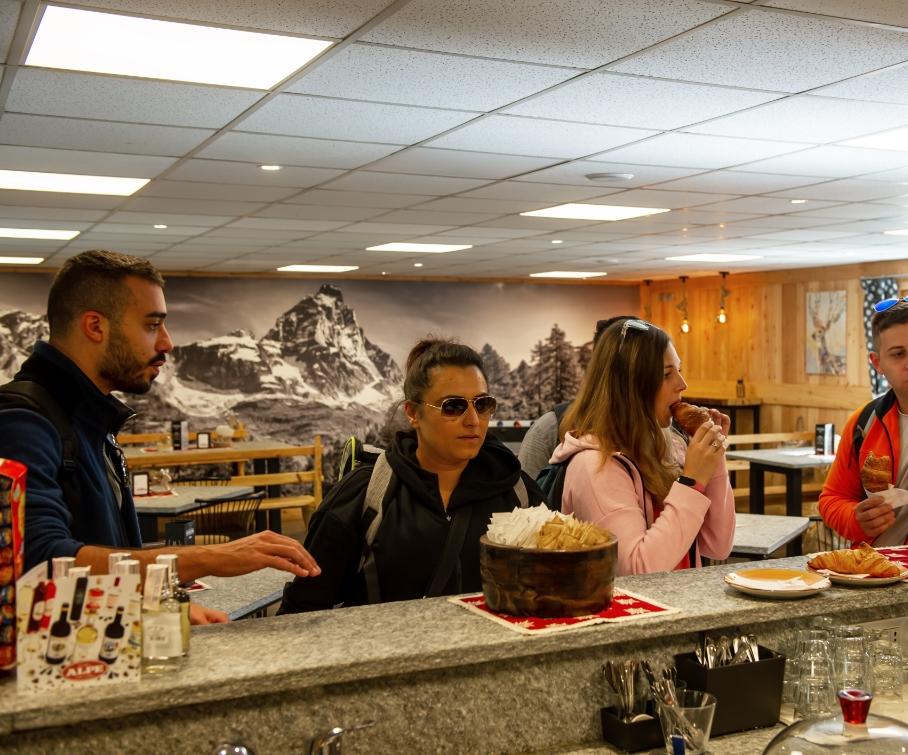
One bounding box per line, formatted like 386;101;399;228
367;243;472;253
682;227;688;232
718;224;725;228
551;239;563;244
381;271;387;276
153;224;168;229
529;271;607;279
0;169;148;196
665;254;763;262
521;204;670;221
0;227;79;240
260;165;282;171
26;6;333;89
0;256;44;264
277;264;359;273
584;172;635;182
414;263;424;268
790;199;807;204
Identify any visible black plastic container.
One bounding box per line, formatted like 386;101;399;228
674;645;785;736
600;702;663;752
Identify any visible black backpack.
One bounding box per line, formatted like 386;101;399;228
0;379;85;532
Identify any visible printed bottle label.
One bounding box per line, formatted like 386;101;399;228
142;613;182;658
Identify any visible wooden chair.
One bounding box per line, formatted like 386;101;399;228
228;436;324;529
186;491;265;545
172;478;231;487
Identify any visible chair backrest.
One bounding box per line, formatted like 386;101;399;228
228;435;324;511
188;491;265;542
806;514;848;552
172;478;230;487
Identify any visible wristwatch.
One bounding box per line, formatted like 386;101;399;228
677;475;698;487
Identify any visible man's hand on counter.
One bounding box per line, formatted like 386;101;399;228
200;530;322;580
190;603;228;625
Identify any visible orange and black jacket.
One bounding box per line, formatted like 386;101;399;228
819;390;899;544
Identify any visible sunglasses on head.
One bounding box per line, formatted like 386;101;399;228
875;296;908;313
421;395;497;418
619;318;650;343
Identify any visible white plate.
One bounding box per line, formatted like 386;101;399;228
806;567;907;587
725;568;830;600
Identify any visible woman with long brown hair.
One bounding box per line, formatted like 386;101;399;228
550;319;734;575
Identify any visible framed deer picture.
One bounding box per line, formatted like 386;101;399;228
806;290;846;376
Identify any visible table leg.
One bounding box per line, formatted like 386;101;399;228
753;405;761;434
750;463;766;515
786;469;804;556
266;456;282;533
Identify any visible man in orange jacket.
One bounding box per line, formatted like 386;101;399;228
819;298;908;545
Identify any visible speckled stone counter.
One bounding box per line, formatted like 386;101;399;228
1;557;906;754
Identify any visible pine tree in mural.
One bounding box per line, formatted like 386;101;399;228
509;359;535;418
480;343;515;414
525;325;582;416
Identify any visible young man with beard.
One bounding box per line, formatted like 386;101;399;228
0;250;319;623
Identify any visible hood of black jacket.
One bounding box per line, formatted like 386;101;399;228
387;430;523;510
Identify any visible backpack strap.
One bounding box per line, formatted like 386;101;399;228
0;379;84;535
424;505;471;598
852;392;891;465
512;476;529;508
359;452;394;604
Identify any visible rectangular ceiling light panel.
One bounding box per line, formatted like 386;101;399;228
366;243;473;253
0;227;79;240
26;6;333;89
529;271;607;278
0;257;45;265
665;253;763;262
0;169;148;196
521;203;671;221
277;264;359;273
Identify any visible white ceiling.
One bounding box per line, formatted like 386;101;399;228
0;0;908;279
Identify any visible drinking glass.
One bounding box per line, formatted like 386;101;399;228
833;636;873;691
656;690;716;755
871;638;903;702
795;644;836;719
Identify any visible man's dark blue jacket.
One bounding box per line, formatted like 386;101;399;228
0;342;142;571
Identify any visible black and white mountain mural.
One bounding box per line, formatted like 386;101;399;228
0;273;637;479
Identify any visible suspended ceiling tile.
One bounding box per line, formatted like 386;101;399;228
0;1;18;62
694;196;842;213
287;189;427;209
289;43;576;110
459;181;620;203
167;159;343;188
0;206;108;222
433;226;540;239
610;8;908;92
369;209;504;226
815;64;908;106
0;189;122;210
226;217;348;232
687;95;908;143
734;145;908;178
0;113;213;157
860;166;908;183
321;171;490;195
506;73;782;130
239;94;479;144
253;204;384;222
365;147;559;180
120;196;267;215
198;131;401;170
654;171;826;194
769;179;905;202
140;179;298;203
748;228;864;242
90;222;201;237
516;161;704;188
105;212;234;226
761;0;908;26
717;214;843;229
363;0;728;68
7;69;263;128
413;196;547;214
593;132;808;169
600;188;740;209
426;115;655;159
795;203;906;220
0;145;175;177
341;221;454;235
62;0;392;38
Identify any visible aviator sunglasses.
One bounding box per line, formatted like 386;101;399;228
420;395;497;418
875;296;908;313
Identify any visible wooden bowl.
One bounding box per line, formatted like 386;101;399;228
479;533;618;618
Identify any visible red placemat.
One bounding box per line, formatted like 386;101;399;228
876;545;908;569
449;588;679;635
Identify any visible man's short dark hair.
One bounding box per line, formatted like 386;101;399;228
594;315;637;345
47;250;165;338
871;300;908;352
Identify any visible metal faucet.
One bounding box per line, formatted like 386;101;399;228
308;720;376;754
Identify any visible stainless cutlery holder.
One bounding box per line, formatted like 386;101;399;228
600;701;663;752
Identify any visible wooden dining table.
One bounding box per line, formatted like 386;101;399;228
123;439;305;470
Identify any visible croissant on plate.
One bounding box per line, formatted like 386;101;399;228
671;402;711;435
808;542;902;577
861;451;891;493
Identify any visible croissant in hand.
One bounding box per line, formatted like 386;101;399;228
808;542;902;577
671;401;711;435
861;451;891;493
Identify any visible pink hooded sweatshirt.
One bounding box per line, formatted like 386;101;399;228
551;432;735;575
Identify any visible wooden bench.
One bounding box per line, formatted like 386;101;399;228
725;430;825;501
118;426;247;446
228;436;323;530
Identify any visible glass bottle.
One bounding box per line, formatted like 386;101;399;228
26;581;46;634
99;606;126;665
155;554;190;656
141;563;183;673
45;602;72;665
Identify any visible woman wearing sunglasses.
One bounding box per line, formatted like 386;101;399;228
279;338;545;613
549;319;735;575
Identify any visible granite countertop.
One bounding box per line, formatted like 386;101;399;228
2;556;906;736
190;567;287;620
